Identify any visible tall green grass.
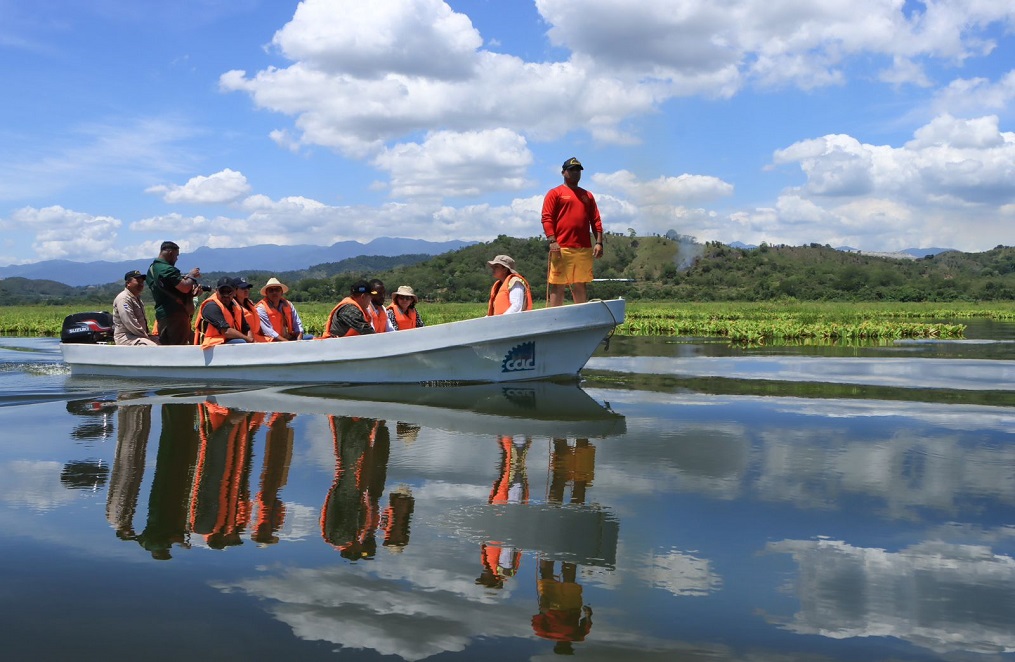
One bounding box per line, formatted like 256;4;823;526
3;300;1011;343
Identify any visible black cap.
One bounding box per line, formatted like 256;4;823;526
234;277;252;289
216;276;236;290
160;241;180;252
350;280;371;295
562;157;583;171
124;269;145;281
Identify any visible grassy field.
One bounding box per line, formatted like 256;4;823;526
2;300;1012;343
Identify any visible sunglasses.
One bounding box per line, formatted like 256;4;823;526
218;287;234;294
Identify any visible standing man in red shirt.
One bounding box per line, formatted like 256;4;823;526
541;157;604;307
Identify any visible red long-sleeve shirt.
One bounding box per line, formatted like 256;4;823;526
541;184;603;249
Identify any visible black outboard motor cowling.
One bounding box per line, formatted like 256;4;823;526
61;312;114;343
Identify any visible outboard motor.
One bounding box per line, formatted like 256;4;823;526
61;311;114;344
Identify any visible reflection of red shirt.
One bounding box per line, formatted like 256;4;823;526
541;184;603;248
531;610;592;642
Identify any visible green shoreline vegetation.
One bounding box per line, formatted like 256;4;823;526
1;238;1013;343
3;301;1013;344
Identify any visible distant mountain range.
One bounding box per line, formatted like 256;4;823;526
0;238;473;287
729;241;955;259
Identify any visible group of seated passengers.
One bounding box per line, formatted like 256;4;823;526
113;269;424;347
115;239;525;347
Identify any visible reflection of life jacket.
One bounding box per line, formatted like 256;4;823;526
190;402;253;548
386;304;417;330
380;487;414;548
257;299;297;339
194;294;244;348
488;274;533;315
253;412;294;544
320;416;390;559
239;299;267;342
321;297;369;338
369;304;388;333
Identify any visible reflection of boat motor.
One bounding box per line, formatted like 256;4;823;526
61;311;114;344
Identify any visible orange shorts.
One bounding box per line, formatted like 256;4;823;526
548;247;594;285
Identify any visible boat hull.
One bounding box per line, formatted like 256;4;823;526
61;299;625;384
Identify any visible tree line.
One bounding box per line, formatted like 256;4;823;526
3;236;1014;306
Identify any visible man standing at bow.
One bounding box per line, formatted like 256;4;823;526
541;157;604;307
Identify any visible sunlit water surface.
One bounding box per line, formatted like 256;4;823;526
1;328;1013;661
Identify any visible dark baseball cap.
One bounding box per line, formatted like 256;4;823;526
233;277;252;289
124;270;145;281
216;276;236;290
350;280;371;295
562;157;583;170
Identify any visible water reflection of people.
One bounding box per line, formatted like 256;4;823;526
191;403;260;550
532;437;596;654
252;412;295;545
106;403;152;540
136;404;201;560
321;415;398;560
477;435;531;589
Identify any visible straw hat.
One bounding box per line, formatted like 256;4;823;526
487;255;517;273
260;277;289;297
393;285;418;301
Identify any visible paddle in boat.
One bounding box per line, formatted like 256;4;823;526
60;298;625;384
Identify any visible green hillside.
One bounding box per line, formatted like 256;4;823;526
3;237;1014;305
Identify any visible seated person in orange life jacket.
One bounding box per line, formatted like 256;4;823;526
322;280;377;338
256;277;313;341
487;255;532;315
232;277;268;342
387;285;425;330
368;278;396;333
193;277;254;346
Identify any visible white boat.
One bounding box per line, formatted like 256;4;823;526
61;299;625;384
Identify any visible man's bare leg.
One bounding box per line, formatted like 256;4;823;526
548;284;566;307
571;282;588;304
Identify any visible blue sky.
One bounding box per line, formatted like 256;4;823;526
2;0;1014;266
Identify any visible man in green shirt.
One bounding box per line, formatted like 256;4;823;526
146;240;202;345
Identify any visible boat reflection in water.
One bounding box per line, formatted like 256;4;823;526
99;380;625;656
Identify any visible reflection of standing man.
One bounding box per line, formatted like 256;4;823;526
542;157;604;307
532;437;596;653
136;404;201;560
476;436;531;588
146;240;202;345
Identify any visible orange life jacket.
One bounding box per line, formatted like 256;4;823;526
321;297;370;338
194;293;244;348
369;304;388;333
256;298;297;340
487;274;533;316
386;303;418;330
239;299;267;342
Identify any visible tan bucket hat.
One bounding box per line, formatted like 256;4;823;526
487;255;517;273
393;285;418;301
260;276;289;297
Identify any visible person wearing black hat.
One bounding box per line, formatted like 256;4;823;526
193;277;253;347
321;280;377;338
541;157;604;307
112;270;158;346
146;240;203;345
232;277;267;342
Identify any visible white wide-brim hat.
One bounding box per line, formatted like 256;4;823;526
260;276;289;297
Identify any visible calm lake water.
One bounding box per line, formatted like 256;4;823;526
1;325;1014;661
